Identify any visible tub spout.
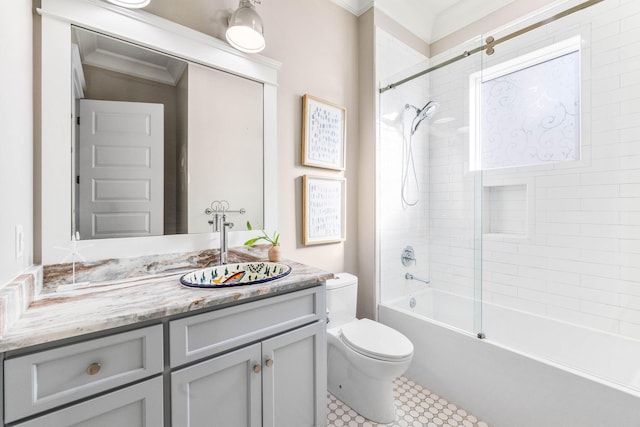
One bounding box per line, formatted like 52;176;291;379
405;273;430;285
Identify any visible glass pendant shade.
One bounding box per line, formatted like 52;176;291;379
226;0;265;53
104;0;150;8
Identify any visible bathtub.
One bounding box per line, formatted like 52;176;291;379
379;288;640;427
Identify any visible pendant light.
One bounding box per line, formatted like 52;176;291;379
226;0;265;53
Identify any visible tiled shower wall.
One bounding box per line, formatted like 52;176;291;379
377;29;432;304
427;0;640;339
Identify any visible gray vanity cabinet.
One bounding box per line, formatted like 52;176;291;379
170;286;327;427
2;285;326;427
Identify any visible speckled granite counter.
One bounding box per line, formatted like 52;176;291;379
0;248;332;353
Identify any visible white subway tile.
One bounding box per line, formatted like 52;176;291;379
519;288;581;310
621;212;640;225
519;266;581;285
547;306;620;334
491;293;548;316
591;20;620;40
621;266;640;282
580;249;624;265
620;306;640;324
537;222;581;236
591;48;620;70
491;272;546;291
581;169;640;185
581;224;640;239
622;69;640;87
581;275;640;296
580;286;620;306
620;294;640;311
549;258;620;278
548;281;582;298
484;280;517;297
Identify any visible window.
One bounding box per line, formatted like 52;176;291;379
470;36;581;171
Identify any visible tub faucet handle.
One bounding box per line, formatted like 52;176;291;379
401;246;416;266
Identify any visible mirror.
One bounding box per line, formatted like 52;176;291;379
39;0;280;263
72;27;263;240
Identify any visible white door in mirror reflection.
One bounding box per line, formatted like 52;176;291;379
79;99;164;239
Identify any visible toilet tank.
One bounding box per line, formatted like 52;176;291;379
326;273;358;328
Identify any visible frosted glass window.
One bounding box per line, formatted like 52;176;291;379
470;37;581;171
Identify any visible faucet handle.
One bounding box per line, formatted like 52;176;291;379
401;246;416;266
225;221;234;229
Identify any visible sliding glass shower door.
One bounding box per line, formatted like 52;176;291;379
377;28;484;336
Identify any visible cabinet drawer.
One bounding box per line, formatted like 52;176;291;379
4;324;163;423
170;286;324;367
14;376;163;427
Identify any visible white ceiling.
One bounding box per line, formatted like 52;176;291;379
331;0;516;43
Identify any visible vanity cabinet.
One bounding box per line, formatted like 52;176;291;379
170;286;326;427
2;285;326;427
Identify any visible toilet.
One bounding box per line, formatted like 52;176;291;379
326;273;414;424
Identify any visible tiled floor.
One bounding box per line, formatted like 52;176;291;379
327;376;492;427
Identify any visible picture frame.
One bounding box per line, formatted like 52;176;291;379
302;175;346;245
302;94;346;171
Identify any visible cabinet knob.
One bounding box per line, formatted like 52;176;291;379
265;359;273;367
86;362;101;375
253;364;261;373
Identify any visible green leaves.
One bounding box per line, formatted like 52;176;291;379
244;222;280;246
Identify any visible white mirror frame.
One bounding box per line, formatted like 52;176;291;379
38;0;280;264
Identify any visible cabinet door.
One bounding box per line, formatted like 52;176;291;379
172;343;262;427
262;320;327;427
14;376;163;427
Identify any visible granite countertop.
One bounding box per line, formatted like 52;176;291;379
0;251;332;353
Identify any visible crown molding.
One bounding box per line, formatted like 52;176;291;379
330;0;374;16
431;0;515;42
331;0;519;44
75;28;187;86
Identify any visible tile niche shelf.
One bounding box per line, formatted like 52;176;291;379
482;184;528;238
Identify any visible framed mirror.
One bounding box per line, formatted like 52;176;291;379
72;27;264;239
39;0;280;263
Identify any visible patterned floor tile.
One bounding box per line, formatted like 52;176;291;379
327;376;492;427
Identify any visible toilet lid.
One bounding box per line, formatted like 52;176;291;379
340;318;414;362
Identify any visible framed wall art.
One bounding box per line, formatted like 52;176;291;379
302;175;346;245
302;94;346;170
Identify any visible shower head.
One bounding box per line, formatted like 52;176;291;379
409;101;439;135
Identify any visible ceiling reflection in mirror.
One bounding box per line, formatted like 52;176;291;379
71;27;264;240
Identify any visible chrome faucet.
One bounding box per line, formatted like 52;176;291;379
219;215;234;265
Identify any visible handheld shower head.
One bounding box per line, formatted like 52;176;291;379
411;101;439;135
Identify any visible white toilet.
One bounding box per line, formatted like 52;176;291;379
326;273;414;424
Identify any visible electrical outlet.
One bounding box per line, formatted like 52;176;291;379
15;225;24;260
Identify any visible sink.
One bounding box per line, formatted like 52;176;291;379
179;262;292;288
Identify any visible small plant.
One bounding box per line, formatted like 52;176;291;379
244;221;280;246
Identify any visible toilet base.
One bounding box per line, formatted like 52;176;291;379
328;345;398;424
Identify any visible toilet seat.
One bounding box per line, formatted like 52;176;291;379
340;318;413;362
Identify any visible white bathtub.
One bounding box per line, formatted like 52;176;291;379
379;288;640;427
